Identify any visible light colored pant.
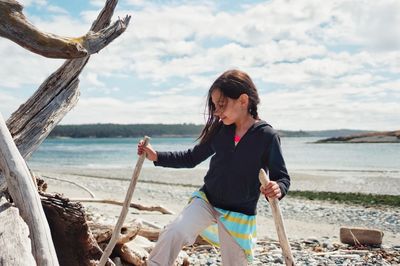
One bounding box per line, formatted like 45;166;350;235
147;198;248;266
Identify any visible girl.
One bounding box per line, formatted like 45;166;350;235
138;69;290;266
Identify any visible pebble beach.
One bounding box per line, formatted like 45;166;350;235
36;166;400;265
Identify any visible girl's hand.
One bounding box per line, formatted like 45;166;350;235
137;140;157;161
260;181;281;199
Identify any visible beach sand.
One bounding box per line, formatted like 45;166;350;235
35;166;400;246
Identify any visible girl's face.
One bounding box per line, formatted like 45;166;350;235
211;89;248;125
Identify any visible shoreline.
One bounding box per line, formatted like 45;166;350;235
33;165;400;196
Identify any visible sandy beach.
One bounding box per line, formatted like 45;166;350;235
34;166;400;264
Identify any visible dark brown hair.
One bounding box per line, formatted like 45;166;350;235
198;69;260;144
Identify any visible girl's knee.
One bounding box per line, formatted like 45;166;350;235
162;222;197;246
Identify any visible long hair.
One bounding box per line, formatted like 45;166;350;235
198;69;260;144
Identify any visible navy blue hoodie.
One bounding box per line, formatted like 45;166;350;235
154;120;290;215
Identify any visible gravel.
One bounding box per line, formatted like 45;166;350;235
44;172;400;265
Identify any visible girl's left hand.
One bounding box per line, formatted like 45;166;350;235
260;181;281;199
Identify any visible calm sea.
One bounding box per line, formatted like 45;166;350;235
28;137;400;179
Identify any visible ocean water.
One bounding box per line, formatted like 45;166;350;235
28;137;400;179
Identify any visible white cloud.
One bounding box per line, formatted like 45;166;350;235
18;0;47;7
0;92;22;120
0;40;64;88
313;0;400;51
46;5;69;15
1;0;399;130
84;72;105;87
260;83;400;130
30;14;90;36
89;0;106;8
62;95;205;125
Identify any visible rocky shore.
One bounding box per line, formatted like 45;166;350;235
185;238;400;265
39;169;399;265
316;130;400;143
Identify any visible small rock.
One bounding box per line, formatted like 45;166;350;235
304;237;320;245
273;257;283;264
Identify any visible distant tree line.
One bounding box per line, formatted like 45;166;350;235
48;124;204;138
48;124;366;138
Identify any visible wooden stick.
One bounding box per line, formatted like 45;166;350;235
98;136;150;266
43;175;96;198
0;113;59;265
259;169;295;266
70;198;174;214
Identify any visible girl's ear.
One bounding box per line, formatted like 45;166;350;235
239;94;249;107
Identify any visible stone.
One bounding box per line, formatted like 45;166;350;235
339;227;384;246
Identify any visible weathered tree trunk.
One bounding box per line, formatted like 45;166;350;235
0;0;130;192
40;193;114;266
0;0;130;59
0;200;36;266
6;0;130;160
0;113;59;265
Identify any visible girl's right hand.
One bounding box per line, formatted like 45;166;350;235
137;140;158;161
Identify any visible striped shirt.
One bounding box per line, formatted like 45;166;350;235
190;190;257;262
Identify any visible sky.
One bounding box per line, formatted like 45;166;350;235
0;0;399;131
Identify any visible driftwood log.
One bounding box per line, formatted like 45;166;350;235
89;222;193;265
0;0;130;59
0;0;131;264
0;200;36;266
0;113;59;265
89;221;150;265
40;193;114;266
0;0;130;191
5;0;130;161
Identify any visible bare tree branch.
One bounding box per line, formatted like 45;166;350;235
0;0;131;58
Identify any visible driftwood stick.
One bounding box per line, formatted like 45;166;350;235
88;219;143;245
43;175;96;198
70;198;174;214
259;169;295;266
0;113;59;265
313;250;370;256
99;136;150;266
137;228;160;242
